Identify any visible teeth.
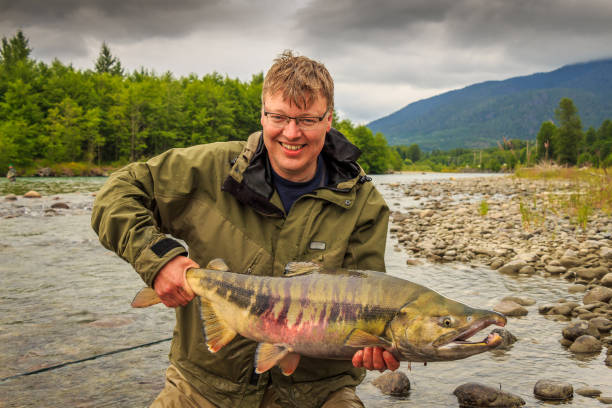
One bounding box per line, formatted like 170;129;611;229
281;143;304;151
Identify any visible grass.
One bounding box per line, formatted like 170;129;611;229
514;163;612;230
478;199;489;216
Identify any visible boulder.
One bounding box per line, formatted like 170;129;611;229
583;286;612;304
494;300;528;317
498;260;527;274
50;202;70;209
4;194;17;201
560;256;582;268
562;321;600;341
602;273;612;287
454;383;525;407
575;387;601;398
589;317;612;333
569;335;602;353
501;296;536;306
534;379;573;401
372;371;410;396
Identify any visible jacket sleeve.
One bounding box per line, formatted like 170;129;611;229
344;186;389;272
90;156;188;287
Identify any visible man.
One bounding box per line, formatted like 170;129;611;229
6;165;16;182
92;51;398;408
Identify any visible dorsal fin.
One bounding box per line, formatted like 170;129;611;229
206;258;230;271
284;262;320;277
200;297;237;352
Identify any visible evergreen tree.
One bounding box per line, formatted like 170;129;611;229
95;42;124;76
554;98;583;165
536;121;556;161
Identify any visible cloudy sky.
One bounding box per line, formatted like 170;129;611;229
2;0;611;123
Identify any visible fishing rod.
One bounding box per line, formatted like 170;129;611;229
1;337;172;383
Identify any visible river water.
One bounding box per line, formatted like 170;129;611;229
0;175;610;407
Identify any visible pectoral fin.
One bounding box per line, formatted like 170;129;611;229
200;298;236;353
206;258;230;271
344;329;391;348
278;352;301;376
284;262;320;276
254;343;289;374
131;287;162;308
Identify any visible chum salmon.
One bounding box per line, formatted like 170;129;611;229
132;259;507;375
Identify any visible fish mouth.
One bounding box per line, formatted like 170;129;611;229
436;313;506;351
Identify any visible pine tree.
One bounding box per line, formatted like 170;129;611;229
554;98;583;165
95;42;124;76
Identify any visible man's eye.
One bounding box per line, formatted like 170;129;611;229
300;118;317;126
270;114;286;121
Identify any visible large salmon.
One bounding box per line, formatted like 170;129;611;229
132;259;506;375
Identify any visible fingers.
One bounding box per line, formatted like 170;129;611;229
352;350;364;368
153;256;198;308
382;350;400;371
352;347;400;372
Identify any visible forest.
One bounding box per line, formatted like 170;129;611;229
0;31;400;176
1;30;610;176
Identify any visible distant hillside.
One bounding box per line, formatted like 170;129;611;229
368;59;612;150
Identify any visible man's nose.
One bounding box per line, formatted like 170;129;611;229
283;118;302;139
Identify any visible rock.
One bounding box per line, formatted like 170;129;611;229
549;302;579;316
23;190;42;198
568;284;587;293
502;296;536;306
575;387;602;397
419;209;434;218
491;328;517;348
602;273;612;287
589;317;612;333
490;259;504;270
518;265;536;274
498;260;527;274
584;286;612;304
453;383;525;407
606;355;612;367
560;256;582;268
569;335;602;353
494;300;528;317
562;321;600;341
50;202;70;209
534;379;573;401
545;265;567;274
600;247;612;260
598;396;612;404
372;371;410;396
4;194;17;201
515;252;539;263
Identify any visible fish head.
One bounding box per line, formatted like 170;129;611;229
388;290;507;362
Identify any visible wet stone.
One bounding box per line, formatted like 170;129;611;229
562;321;600;341
51;202;70;209
453;382;525;407
568;284;587;293
5;194;17;201
584;286;612;304
502;296;536;306
491;328;517;348
372;371;410;396
534;379;573;401
569;335;602;353
590;317;612;333
494;300;528;317
23;190;42;198
575;387;602;398
598;396;612;404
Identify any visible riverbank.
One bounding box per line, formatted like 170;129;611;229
386;175;612;366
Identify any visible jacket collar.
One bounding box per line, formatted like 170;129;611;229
222;128;364;217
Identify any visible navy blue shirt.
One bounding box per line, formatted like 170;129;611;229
271;155;328;214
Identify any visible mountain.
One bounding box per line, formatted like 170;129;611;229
367;58;612;150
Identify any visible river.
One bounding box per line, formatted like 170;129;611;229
0;175;610;407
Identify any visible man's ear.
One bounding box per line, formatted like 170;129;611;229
326;108;333;131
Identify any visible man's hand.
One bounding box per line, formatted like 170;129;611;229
352;347;400;372
153;255;199;307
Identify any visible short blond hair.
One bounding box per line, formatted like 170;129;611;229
262;50;334;110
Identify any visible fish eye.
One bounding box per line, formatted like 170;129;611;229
467;316;472;322
440;317;452;328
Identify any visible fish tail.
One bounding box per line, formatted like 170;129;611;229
131;287;162;308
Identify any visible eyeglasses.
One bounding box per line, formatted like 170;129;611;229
263;107;329;130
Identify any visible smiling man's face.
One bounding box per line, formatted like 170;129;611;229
261;91;332;183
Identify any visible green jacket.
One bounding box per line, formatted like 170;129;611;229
91;129;389;408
